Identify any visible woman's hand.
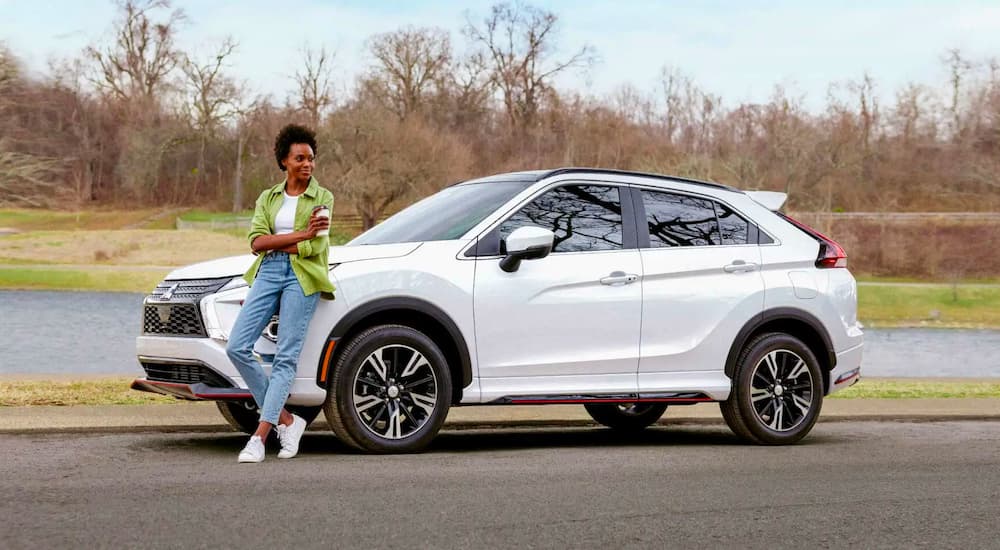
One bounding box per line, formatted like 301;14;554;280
305;210;331;238
250;210;331;254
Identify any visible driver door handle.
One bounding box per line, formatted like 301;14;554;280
600;271;639;286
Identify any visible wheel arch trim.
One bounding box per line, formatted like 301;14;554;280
315;296;473;391
725;307;837;386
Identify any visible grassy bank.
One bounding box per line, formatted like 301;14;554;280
1;378;998;407
0;229;249;266
0;265;168;292
0;378;177;406
831;379;1000;399
0;208;173;231
858;284;1000;328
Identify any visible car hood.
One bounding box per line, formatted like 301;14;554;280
164;242;423;280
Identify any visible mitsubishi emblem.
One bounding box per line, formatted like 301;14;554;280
157;305;172;324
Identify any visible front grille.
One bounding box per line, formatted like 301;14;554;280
150;278;230;301
143;303;206;337
141;361;231;387
143;277;229;337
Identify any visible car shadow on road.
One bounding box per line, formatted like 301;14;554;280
432;425;745;452
142;423;839;456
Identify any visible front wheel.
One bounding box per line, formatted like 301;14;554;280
324;324;452;453
720;332;824;445
584;403;668;431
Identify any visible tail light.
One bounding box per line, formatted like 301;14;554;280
779;213;848;269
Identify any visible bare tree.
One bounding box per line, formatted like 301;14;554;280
0;43;18;92
944;48;972;138
0;140;65;207
182;37;238;187
231;93;264;212
294;45;335;127
891;84;927;145
446;51;493;124
464;1;595;132
327;105;472;229
86;0;185;108
363;27;451;120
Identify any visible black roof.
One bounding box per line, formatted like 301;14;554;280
536;167;740;192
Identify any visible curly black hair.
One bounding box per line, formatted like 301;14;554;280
273;124;317;171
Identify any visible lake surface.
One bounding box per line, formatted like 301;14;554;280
1;290;998;378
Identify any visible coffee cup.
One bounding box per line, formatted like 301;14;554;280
313;205;330;237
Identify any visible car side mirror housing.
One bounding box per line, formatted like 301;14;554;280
499;226;554;273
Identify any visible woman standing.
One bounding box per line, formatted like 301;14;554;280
226;124;335;463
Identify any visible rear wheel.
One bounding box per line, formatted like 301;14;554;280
721;332;824;445
584;402;668;431
324;324;452;453
216;401;322;435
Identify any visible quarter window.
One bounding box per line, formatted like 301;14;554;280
499;185;624;253
642;190;719;247
714;202;749;245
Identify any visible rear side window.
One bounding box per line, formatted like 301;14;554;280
642;190;719;247
714;202;749;245
500;185;624;253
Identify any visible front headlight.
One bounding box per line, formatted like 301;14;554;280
200;277;249;341
219;276;248;292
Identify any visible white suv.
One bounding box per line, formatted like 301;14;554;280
134;168;864;452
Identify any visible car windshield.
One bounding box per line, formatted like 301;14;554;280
349;181;534;245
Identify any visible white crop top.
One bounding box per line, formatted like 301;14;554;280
274;192;299;235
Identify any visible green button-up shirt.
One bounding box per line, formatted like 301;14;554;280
243;177;336;297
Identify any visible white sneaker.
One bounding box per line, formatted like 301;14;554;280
276;414;307;459
238;435;265;463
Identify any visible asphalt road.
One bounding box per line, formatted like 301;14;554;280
3;421;999;549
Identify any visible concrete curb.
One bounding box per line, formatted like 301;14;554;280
3;398;999;436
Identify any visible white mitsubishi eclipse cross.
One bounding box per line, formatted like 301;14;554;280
134;168;864;452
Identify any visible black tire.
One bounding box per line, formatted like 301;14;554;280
216;401;322;435
584;403;668;431
324;324;452;453
720;332;824;445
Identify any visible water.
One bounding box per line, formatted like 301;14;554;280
1;290;999;378
2;290;146;376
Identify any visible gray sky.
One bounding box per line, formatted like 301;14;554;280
2;0;999;111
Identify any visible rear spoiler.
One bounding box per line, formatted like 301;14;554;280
746;191;787;211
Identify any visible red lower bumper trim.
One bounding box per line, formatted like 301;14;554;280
131;379;253;401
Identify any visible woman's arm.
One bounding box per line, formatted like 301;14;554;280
251;214;330;254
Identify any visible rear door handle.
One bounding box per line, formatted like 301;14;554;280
600;271;640;285
723;260;758;273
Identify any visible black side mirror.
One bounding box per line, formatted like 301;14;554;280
500;244;552;273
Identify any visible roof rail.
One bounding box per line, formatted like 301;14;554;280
537;167;741;192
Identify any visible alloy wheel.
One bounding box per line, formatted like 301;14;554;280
352;344;439;440
749;349;814;432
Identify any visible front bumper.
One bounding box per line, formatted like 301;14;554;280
135;335;327;406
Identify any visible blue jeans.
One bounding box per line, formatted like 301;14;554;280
225;252;319;425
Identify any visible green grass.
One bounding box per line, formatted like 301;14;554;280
0;266;167;293
0;378;177;406
857;275;1000;285
858;284;1000;328
0;208;168;231
177;209;254;223
831;379;1000;399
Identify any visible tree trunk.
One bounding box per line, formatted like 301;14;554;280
232;132;245;213
198;134;207;190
